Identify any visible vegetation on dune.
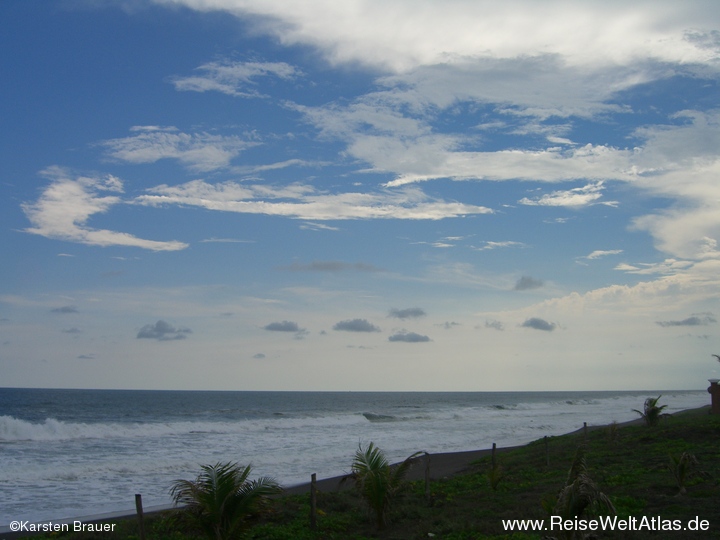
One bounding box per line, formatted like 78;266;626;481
22;405;720;540
668;451;701;496
542;447;615;540
633;395;668;427
169;462;282;540
345;442;423;529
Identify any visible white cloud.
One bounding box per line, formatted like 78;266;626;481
632;204;720;261
620;111;720;261
135;179;492;220
615;259;695;276
544;259;720;314
295;83;640;188
233;159;321;175
150;2;720;253
154;1;720;73
102;126;258;172
172;60;299;97
474;259;720;357
519;181;617;208
299;222;340;231
474;241;526;251
585;250;623;260
22;167;187;251
150;3;719;267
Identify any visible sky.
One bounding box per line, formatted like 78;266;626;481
1;0;720;391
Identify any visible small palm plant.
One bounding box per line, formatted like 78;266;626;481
544;448;615;540
349;442;422;529
633;395;668;427
170;462;282;540
668;452;700;495
606;421;620;444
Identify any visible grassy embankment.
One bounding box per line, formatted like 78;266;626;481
23;407;720;540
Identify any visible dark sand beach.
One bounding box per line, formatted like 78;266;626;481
284;410;653;495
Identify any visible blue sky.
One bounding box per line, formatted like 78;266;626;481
1;0;719;391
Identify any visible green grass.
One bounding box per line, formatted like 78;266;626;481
21;407;720;540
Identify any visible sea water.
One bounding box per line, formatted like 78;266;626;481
0;388;708;526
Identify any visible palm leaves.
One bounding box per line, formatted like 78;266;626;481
349;442;422;529
668;452;700;495
547;448;615;540
633;395;668;427
170;462;282;540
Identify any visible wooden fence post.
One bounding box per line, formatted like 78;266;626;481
310;473;317;530
491;443;497;469
424;453;431;501
135;494;146;540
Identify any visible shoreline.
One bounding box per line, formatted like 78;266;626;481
2;404;710;538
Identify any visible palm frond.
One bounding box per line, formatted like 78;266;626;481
350;442;421;529
633;395;667;427
170;462;281;540
553;448;615;539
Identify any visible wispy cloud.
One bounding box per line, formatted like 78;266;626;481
62;327;82;334
584;250;623;260
514;276;544;291
615;259;695;275
200;238;255;243
282;261;381;272
51;305;78;314
171;60;299;98
388;307;426;319
23;167;187;252
576;249;624;266
519;181;617;208
102;126;258;172
485;319;504;331
299;222;341;231
656;313;716;327
382;146;635;188
136;180;492;220
474;241;526;251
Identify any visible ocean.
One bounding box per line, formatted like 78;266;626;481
0;387;709;527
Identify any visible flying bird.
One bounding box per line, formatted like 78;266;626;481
713;354;720;362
